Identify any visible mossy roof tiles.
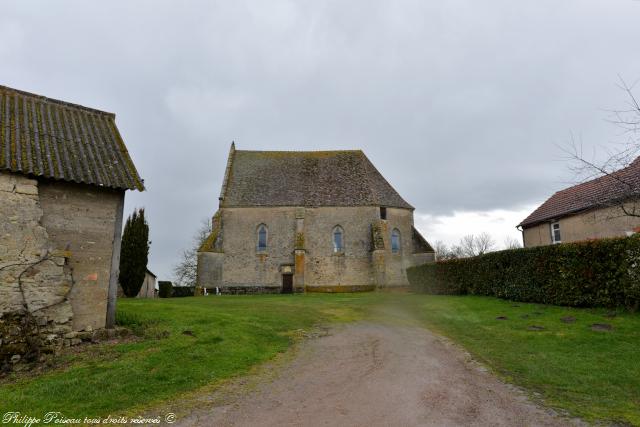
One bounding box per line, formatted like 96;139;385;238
220;148;413;209
0;85;143;191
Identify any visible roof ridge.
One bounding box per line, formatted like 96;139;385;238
0;84;115;118
358;152;381;206
234;149;364;154
359;151;414;209
219;141;236;203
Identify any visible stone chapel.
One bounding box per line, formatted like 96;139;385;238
197;143;434;293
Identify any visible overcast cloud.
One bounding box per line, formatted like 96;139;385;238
2;1;639;279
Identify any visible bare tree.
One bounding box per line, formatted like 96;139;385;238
475;232;496;255
461;232;496;257
433;240;462;261
562;77;640;218
434;240;448;260
459;235;476;257
503;236;522;250
454;233;497;258
173;218;211;286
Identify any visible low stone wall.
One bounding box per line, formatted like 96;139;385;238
305;285;375;293
207;285;284;295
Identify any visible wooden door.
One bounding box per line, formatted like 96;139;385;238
282;274;293;294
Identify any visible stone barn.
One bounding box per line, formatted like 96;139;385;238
0;85;143;362
197;143;435;294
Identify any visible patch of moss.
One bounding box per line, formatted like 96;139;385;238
200;212;223;253
109;119;144;191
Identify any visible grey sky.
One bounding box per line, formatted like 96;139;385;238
2;1;639;279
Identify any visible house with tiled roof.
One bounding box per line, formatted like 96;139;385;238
518;157;640;247
197;143;434;294
0;85;143;359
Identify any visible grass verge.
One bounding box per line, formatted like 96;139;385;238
406;295;640;425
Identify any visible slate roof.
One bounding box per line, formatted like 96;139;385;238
0;85;144;191
412;226;435;253
219;144;413;209
519;157;640;227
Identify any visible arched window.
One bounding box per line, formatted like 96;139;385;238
391;228;401;254
257;224;268;251
333;226;344;253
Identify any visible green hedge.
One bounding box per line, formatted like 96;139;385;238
157;281;195;298
407;235;640;309
158;281;172;298
171;286;195;298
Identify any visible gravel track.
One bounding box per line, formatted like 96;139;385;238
177;322;574;427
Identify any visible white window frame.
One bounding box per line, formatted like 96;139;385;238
550;221;561;244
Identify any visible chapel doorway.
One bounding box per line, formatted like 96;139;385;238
282;273;293;294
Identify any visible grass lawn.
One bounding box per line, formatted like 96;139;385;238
0;293;638;425
0;294;374;419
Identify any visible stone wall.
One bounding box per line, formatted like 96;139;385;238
0;172;73;366
303;206;379;288
38;180;123;331
220;207;298;290
197;252;224;289
199;205;426;292
523;203;640;247
380;207;416;287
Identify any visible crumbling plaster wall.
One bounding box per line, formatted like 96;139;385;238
0;171;73;364
38;180;123;331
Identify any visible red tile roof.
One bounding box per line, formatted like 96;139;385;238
519;157;640;227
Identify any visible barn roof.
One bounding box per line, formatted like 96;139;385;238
519;157;640;227
0;85;144;191
219;143;413;209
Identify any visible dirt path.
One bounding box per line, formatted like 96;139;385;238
176;322;575;427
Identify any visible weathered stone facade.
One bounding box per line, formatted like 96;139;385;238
198;206;434;293
0;171;126;366
38;180;125;330
197;145;435;293
0;172;73;366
